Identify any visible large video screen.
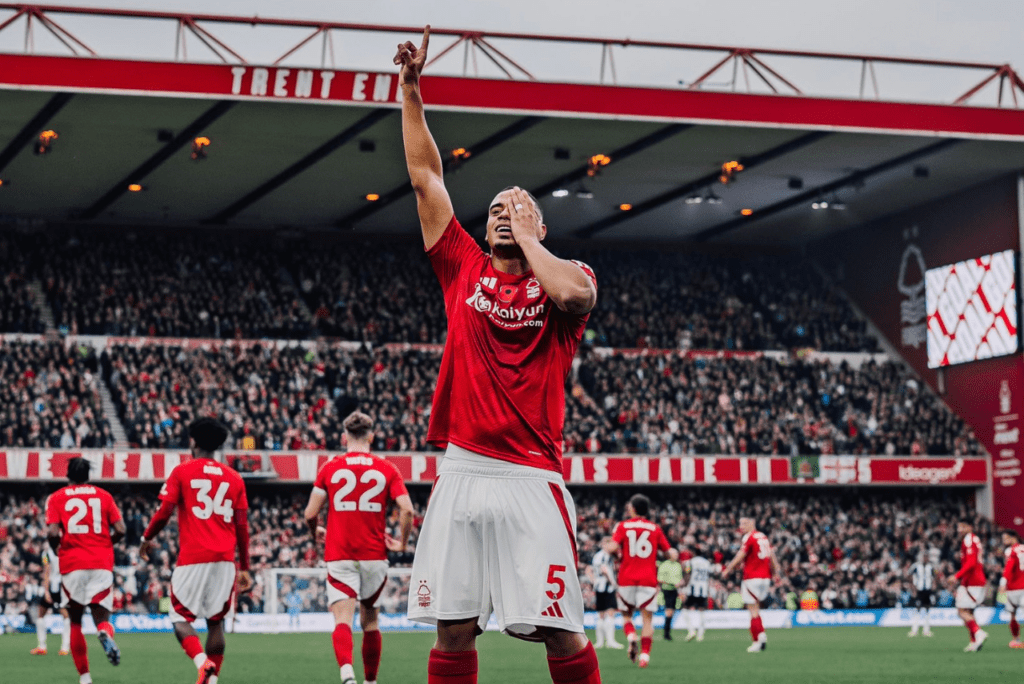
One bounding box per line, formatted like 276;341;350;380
926;249;1018;368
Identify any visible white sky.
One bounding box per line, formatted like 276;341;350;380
6;0;1024;104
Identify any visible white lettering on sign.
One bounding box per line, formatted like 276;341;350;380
633;457;650;483
230;66;247;95
592;457;608;483
319;71;335;99
273;68;290;97
757;457;772;483
372;74;393;102
352;72;369;101
681;457;696;484
657;457;673;483
569;456;585;483
705;458;716;483
295;70;314;98
411;455;427;482
251;67;269;96
995;427;1020;445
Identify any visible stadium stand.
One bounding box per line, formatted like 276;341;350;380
0;340;113;449
0;235;46;335
2;229;878;352
0;487;1004;618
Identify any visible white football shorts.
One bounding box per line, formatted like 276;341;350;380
741;578;772;605
61;569;113;610
1005;589;1024;608
616;585;659;612
955;585;985;610
169;561;236;623
408;444;584;639
326;560;389;607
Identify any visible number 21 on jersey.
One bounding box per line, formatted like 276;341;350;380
65;497;102;534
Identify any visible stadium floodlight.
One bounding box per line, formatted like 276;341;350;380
704;191;723;205
575;186;595;199
365;193;380;201
191;136;211;161
830;200;847;210
127;183;144;192
551;188;570;198
35;130;58;155
0;178;6;188
684;194;704;205
619;203;633;211
740;208;753;216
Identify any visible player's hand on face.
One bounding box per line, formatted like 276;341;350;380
508;187;544;246
237;570;253;594
139;539;155;561
385;535;405;553
394;26;430;87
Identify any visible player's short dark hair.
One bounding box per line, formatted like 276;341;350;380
1005;528;1020;540
343;411;374;440
629;493;651;518
189;417;229;452
67;457;90;484
500;186;543;222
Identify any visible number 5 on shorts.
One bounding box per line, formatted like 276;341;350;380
546;565;567;600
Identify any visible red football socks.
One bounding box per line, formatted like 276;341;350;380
362;630;382;681
428;649;478;684
547;642;601;684
1011;616;1020;638
333;624;354;667
966;619;980;639
750;616;764;641
95;622;114;638
69;623;89;675
640;636;652;655
208;654;224;673
181;635;204;660
622;621;637;640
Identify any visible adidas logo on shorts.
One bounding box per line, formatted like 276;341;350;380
541;601;564;618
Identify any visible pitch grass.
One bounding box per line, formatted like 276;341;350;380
4;626;1022;683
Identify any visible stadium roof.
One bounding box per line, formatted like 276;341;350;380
1;5;1023;246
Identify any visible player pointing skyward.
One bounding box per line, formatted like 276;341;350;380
395;26;602;684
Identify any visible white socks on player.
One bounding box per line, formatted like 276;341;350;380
194;653;209;669
605;615;618;645
61;617;71;652
594;615;605;647
696;610;705;637
79;674;92;684
36;614;47;649
340;663;356;683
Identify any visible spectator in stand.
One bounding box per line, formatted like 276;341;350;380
0;235;45;334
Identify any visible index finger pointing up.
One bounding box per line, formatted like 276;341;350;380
421;25;431;53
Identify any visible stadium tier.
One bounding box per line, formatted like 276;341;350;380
2;229;878;351
0;338;980;455
0;486;1006;618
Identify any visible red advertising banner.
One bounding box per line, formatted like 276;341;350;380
2;53;1024;138
819;176;1023;531
0;451;987;487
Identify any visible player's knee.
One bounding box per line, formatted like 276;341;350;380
436;619;480;651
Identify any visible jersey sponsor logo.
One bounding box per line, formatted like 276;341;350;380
898;460;964;483
465;282;547;329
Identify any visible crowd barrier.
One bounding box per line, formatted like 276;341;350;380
4;607;1019;635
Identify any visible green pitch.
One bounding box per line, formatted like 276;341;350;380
4;627;1021;683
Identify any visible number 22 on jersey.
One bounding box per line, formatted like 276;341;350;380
330;468;387;512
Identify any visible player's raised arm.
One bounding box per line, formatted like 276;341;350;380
395;26;454;251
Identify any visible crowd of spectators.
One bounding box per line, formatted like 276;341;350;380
0;235;45;335
0;340;114;449
0;339;980;456
2;229;878;352
0;485;1010;623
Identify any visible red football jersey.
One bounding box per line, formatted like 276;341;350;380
613;517;670;587
45;484;122;574
1004;543;1024;591
955;533;986;587
313;452;409;561
426;216;596;472
159;457;248;566
741;531;773;580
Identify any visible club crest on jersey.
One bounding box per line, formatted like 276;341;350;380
497;284;518;304
417;581;431;608
526;278;541;299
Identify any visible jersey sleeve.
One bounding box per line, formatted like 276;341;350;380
313;462;329;494
233;475;249;511
105;492;123;524
425;216;483;294
387;464;409;501
45;491;61;525
742;534;756;556
612;523;625;546
159;465;182;504
1005;551;1015;583
956;539;979;580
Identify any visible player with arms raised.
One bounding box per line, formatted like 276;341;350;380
610;494;669;668
722;517;780;653
1000;529;1024;648
46;457;126;684
948;520;988;652
139;418;252;684
395;26;601;684
304;412;415;684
